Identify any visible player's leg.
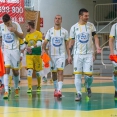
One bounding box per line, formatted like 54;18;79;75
11;49;20;97
50;56;58;97
83;54;93;98
34;55;43;92
3;49;11;99
56;56;65;98
8;69;13;92
74;54;83;101
26;55;34;93
112;61;117;99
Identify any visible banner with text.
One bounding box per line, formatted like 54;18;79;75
0;0;24;23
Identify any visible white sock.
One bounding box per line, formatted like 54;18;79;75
75;74;82;95
4;74;9;92
58;81;63;91
53;80;58;90
13;75;19;89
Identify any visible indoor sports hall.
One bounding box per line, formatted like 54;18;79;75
0;0;117;117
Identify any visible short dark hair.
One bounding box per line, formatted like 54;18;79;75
28;21;35;28
79;8;88;15
2;14;11;22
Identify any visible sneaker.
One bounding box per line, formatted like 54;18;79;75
42;76;47;83
87;88;91;97
27;88;32;93
3;92;9;99
37;86;41;92
75;93;82;101
114;91;117;99
54;90;58;97
15;89;19;97
57;90;62;98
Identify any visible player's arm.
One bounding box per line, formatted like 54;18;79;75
68;39;75;56
42;30;50;54
65;30;69;55
109;37;114;55
91;24;101;53
42;40;48;54
93;34;101;53
109;25;115;55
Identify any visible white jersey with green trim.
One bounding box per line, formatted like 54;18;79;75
45;27;69;56
0;21;23;50
109;23;117;50
70;22;96;55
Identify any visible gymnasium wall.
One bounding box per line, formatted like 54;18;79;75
30;0;112;76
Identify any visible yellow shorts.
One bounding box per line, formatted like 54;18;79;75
26;55;42;71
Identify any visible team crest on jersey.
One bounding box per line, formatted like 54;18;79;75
76;28;78;31
77;32;89;43
52;37;63;47
34;35;37;38
51;32;53;35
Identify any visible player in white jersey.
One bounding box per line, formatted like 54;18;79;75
0;14;24;99
42;15;69;98
109;23;117;99
68;8;101;101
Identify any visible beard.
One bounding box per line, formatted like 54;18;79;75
27;28;30;32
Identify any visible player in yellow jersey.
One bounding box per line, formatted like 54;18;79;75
25;21;42;93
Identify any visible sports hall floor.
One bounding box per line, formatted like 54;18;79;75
0;76;116;117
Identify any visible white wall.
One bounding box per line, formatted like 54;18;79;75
38;0;95;33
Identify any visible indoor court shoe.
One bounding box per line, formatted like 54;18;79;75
15;89;19;97
37;86;41;92
75;93;82;101
27;88;32;93
114;91;117;99
57;90;62;98
3;92;9;99
54;90;58;97
87;88;91;97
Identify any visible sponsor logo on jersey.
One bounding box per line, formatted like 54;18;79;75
77;32;89;43
52;37;63;47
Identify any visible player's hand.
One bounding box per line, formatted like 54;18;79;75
96;47;101;54
20;57;22;61
67;55;72;64
26;47;32;54
41;49;46;55
7;27;16;32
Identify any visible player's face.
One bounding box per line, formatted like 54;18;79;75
26;24;31;32
54;15;62;26
80;12;89;22
4;19;12;27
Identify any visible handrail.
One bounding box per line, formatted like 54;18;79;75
101;46;112;69
97;17;117;34
94;3;117;23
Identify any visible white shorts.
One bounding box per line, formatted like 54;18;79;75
4;49;20;69
50;55;65;72
73;54;93;75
